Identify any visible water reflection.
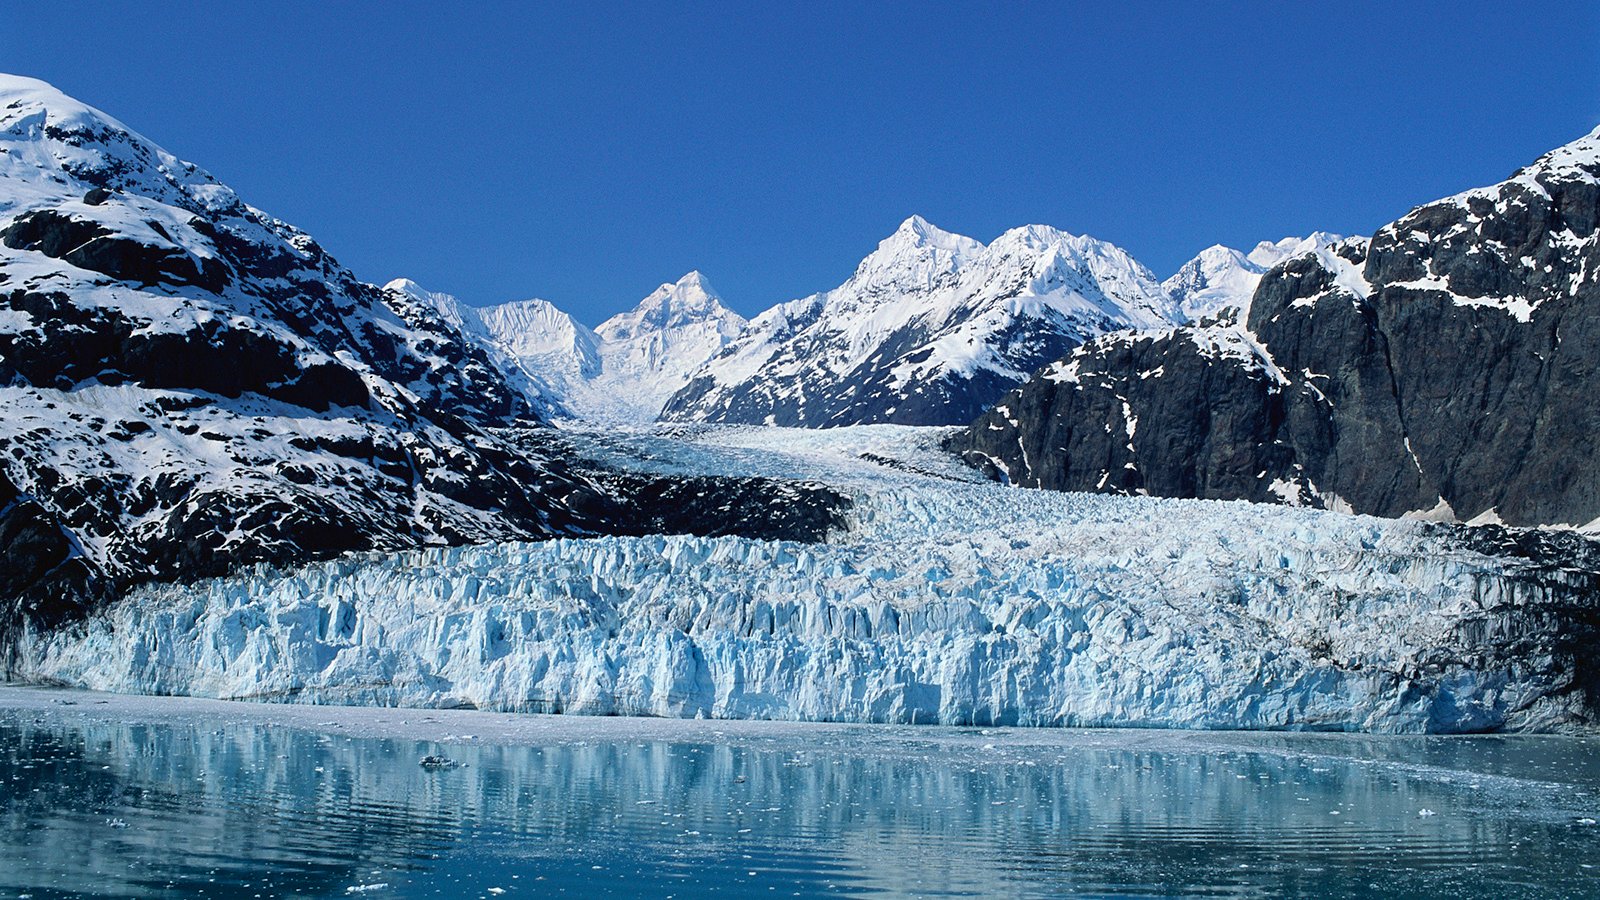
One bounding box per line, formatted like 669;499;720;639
3;708;1600;898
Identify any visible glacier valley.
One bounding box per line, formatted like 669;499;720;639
16;425;1599;734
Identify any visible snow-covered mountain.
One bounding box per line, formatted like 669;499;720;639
0;74;820;638
590;271;747;413
1163;232;1345;320
386;271;746;423
662;215;1179;427
0;73;580;632
954;126;1600;528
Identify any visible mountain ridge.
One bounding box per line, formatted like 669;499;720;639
951;124;1600;528
656;215;1183;427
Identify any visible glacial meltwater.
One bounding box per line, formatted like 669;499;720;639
3;688;1600;899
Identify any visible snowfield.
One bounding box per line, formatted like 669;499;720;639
16;426;1594;734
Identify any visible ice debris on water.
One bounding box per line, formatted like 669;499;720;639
418;755;461;770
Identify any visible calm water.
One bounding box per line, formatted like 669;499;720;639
3;693;1600;898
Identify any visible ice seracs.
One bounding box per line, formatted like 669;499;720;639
16;425;1598;734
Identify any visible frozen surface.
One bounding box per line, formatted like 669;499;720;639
16;426;1591;733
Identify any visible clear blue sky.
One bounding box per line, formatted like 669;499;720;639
8;2;1598;322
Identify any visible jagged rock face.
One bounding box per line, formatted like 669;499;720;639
661;216;1177;427
0;75;848;640
1359;139;1600;525
952;128;1600;528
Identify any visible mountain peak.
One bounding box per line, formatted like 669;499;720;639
1513;124;1600;180
630;270;732;322
0;74;132;136
653;269;721;303
894;214;941;239
1195;243;1252;264
988;223;1084;251
848;216;984;296
1246;233;1346;271
885;214;982;252
598;271;745;344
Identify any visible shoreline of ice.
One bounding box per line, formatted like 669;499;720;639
11;426;1598;734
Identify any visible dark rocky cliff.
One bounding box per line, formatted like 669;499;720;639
951;128;1600;528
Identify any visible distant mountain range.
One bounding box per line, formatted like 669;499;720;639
660;216;1183;427
384;270;747;424
390;215;1331;428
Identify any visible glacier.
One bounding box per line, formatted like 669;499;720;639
15;426;1597;734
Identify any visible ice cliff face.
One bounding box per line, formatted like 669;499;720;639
661;216;1178;427
954;125;1600;529
17;426;1600;734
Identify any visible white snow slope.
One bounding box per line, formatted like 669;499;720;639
15;425;1589;734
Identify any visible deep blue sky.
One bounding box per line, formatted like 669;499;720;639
8;2;1598;321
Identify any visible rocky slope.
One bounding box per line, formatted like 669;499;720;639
0;75;842;641
952;127;1600;528
660;216;1178;427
